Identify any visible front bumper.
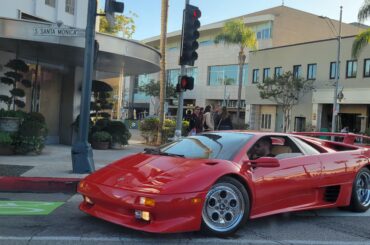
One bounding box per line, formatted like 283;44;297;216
78;180;207;233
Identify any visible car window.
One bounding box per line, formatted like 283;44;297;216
248;135;304;160
290;136;321;155
160;133;253;160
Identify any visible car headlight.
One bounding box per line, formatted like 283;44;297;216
139;197;155;207
135;210;151;221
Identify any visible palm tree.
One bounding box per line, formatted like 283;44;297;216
352;1;370;57
156;0;169;145
214;19;257;128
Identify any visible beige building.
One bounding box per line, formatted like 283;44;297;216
138;5;363;122
246;36;370;133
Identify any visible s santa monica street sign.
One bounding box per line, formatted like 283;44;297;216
33;23;85;37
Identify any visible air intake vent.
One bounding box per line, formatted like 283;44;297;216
324;185;341;202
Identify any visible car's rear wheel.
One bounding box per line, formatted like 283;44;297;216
201;177;249;236
349;168;370;212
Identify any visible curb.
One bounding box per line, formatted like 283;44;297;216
0;176;81;193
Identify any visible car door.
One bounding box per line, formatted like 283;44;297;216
249;136;321;217
319;149;368;187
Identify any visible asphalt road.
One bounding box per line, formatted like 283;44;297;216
1;192;370;245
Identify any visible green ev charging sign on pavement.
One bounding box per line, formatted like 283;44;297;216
0;201;64;215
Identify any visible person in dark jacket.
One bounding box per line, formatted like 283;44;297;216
215;106;233;130
188;106;203;134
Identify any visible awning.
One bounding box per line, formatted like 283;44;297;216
0;17;160;76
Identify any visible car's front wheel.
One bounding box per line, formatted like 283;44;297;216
349;168;370;212
201;177;249;236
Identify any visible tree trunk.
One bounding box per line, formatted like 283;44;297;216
236;51;246;129
157;0;169;145
282;107;291;133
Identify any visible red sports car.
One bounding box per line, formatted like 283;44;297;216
78;131;370;236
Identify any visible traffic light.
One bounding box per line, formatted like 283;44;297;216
179;4;201;66
177;76;194;92
105;0;125;27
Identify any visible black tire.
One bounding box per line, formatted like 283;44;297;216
349;168;370;212
201;176;250;237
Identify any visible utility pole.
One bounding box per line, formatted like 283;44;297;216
331;6;342;140
174;0;189;140
71;0;97;173
71;0;124;173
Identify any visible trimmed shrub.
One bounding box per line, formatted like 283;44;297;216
14;112;48;155
139;117;190;145
91;131;112;142
106;121;131;146
0;131;13;146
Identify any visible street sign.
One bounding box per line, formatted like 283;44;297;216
33;25;85;37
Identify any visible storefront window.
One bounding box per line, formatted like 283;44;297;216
208;65;248;86
293;65;302;79
307;64;317;80
274;67;282;78
65;0;75;15
364;59;370;77
346;60;357;78
166;68;198;85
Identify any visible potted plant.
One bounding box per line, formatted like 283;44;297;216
14;112;48;155
0;59;31;132
90;131;111;150
106;121;131;149
0;109;26;132
0;131;14;155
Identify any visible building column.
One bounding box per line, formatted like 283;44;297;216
117;66;124;119
311;103;322;131
245;104;251;126
246;104;260;130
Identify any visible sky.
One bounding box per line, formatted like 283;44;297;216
99;0;369;40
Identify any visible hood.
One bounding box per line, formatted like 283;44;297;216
86;153;224;194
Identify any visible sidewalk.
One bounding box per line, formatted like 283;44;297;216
0;129;147;192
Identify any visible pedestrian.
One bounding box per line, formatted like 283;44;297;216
341;126;349;133
203;105;214;131
199;107;204;125
216;106;233;130
212;104;221;128
184;109;192;121
188;106;203;135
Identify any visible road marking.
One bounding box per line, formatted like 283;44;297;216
0;201;64;215
0;236;369;244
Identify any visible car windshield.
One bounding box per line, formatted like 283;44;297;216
159;132;253;160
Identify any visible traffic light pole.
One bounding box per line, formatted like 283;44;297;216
71;0;97;173
175;66;186;140
174;0;189;140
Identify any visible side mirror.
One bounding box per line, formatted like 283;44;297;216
244;157;280;168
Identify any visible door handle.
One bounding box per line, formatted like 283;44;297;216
334;160;348;164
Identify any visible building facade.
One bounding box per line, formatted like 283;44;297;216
0;0;160;144
246;36;370;133
0;0;88;28
134;6;363;124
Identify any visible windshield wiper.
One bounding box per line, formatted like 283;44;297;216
143;148;185;158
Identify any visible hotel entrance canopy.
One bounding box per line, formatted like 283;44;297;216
0;17;160;75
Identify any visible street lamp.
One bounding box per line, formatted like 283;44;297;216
331;6;343;139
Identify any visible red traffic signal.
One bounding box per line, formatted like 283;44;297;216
177;76;194;92
179;4;201;66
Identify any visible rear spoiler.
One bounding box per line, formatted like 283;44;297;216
292;132;370;145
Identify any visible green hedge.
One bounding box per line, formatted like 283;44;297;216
139;117;189;145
